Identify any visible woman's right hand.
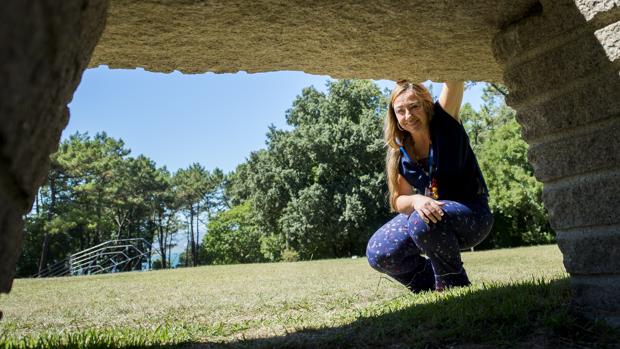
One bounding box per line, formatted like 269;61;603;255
412;195;445;224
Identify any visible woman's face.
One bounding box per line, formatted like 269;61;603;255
393;90;429;134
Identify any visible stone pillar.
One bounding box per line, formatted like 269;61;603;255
0;1;108;293
492;0;620;324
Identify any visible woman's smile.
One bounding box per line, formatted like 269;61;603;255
393;90;429;132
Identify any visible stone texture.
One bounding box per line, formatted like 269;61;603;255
0;199;23;293
0;0;108;293
492;1;591;63
504;32;616;107
493;0;620;326
527;119;620;182
88;0;543;82
571;275;620;326
514;73;620;142
595;20;620;63
574;0;620;22
557;227;620;275
541;170;620;231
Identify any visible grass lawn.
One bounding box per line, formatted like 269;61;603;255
0;244;618;348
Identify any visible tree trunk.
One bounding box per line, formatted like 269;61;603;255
189;207;196;267
195;202;200;265
38;173;56;275
185;220;190;267
157;211;167;269
167;230;173;268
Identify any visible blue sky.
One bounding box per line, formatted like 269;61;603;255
66;66;486;174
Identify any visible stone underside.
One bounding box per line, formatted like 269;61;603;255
89;0;542;82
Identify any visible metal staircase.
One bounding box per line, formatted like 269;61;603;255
33;238;158;278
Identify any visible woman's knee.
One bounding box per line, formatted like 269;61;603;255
407;211;432;240
366;215;412;273
460;211;495;249
366;231;399;273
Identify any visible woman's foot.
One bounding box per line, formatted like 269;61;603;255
434;269;471;292
391;259;435;293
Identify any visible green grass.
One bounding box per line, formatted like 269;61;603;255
0;245;618;348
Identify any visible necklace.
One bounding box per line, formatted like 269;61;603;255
399;143;439;199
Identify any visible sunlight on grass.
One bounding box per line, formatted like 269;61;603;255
1;244;616;348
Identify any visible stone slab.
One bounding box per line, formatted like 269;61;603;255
527;118;620;182
571;274;620;325
0;0;108;293
557;227;620;274
0;199;23;293
513;73;620;142
542;169;620;231
574;0;620;22
89;0;545;82
595;20;620;63
504;32;616;107
492;0;591;63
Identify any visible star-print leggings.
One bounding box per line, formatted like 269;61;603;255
366;197;494;292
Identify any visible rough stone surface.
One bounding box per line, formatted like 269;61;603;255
527;119;620;182
557;227;620;275
88;0;544;82
514;73;620;142
595;20;620;63
493;0;620;326
492;1;590;64
574;0;620;21
571;275;620;325
504;32;617;107
0;0;108;293
541;170;619;231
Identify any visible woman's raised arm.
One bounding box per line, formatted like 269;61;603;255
438;81;464;122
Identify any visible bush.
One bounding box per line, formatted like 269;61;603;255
280;248;300;262
202;201;264;264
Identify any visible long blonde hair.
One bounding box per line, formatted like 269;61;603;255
385;81;434;211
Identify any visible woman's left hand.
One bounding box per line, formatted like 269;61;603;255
412;195;445;224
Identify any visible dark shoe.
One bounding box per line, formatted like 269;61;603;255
391;258;435;293
435;269;471;292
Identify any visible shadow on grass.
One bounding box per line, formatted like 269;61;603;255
180;277;617;349
5;277;619;348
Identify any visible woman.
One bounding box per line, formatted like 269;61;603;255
366;80;494;292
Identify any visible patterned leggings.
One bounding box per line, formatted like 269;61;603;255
366;197;493;292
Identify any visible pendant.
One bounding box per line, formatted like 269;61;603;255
430;178;439;199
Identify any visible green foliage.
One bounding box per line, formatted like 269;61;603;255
19;80;556;275
462;84;554;248
173;163;225;266
259;233;285;262
226;79;391;259
18;132;217;276
280;248;300;262
477;116;554;247
202;201;264;264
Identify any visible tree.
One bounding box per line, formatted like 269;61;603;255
150;167;180;269
226;79;390;259
462;83;554;248
173;164;225;266
477;116;554;247
201;201;263;264
20;132;189;276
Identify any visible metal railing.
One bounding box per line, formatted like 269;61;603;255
33;238;159;278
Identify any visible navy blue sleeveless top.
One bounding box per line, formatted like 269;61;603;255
398;101;489;202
